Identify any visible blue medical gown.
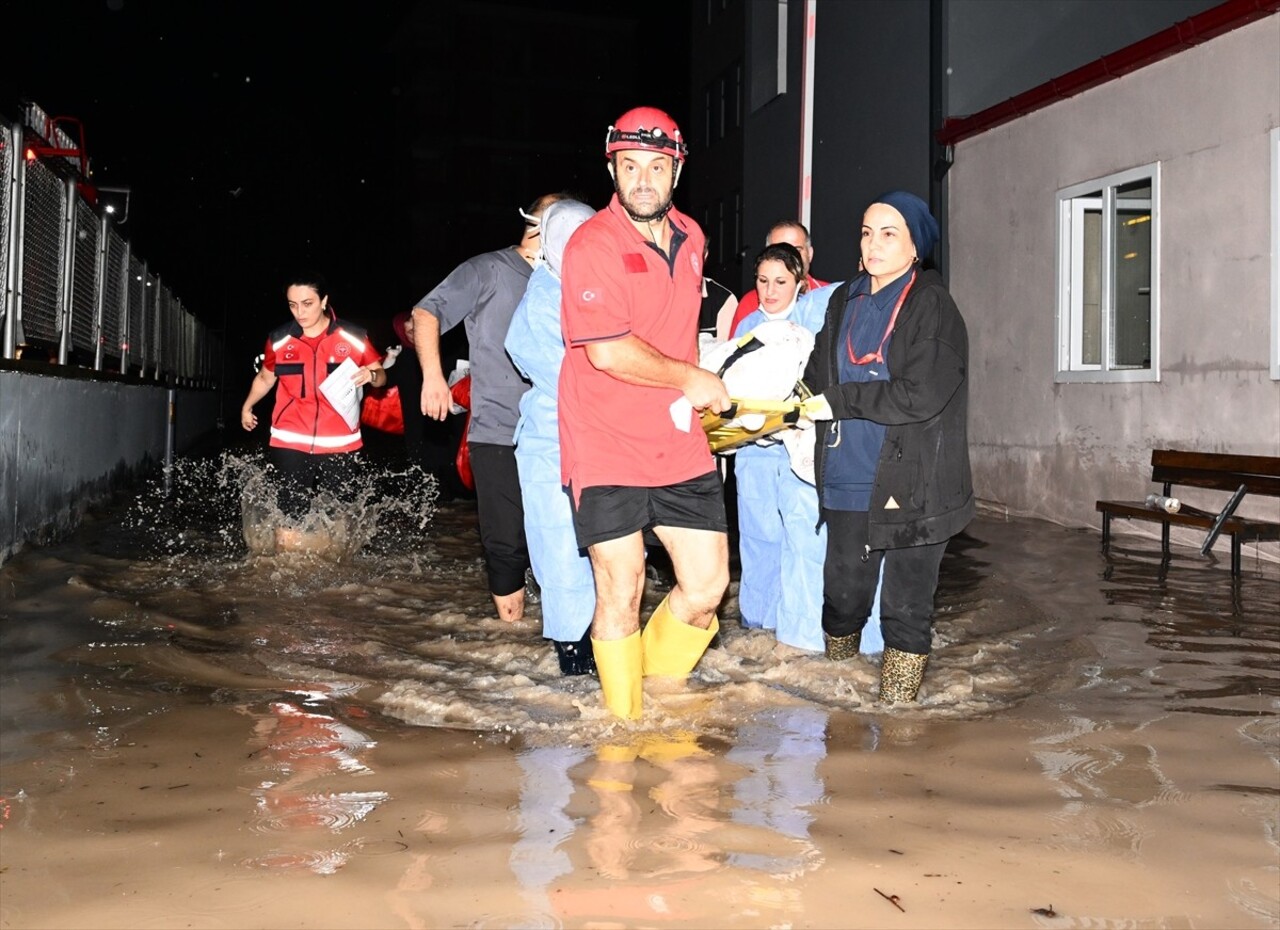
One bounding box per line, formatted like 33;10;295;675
731;285;883;653
504;266;596;642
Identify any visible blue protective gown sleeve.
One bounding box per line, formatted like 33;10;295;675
504;268;596;642
730;287;882;653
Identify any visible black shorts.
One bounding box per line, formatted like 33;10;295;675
570;471;728;549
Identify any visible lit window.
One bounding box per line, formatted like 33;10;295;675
1055;163;1160;382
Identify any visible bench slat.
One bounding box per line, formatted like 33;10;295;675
1152;448;1279;475
1095;500;1280;539
1148;466;1280;496
1147;450;1280;496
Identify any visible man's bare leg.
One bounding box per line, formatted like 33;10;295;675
641;526;729;678
650;525;729;628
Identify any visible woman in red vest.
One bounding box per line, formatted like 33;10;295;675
240;272;383;547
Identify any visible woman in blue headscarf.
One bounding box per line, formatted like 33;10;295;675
799;191;973;704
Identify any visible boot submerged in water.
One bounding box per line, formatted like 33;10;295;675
554;628;597;677
592;633;643;719
824;631;861;661
641;595;718;678
878;646;928;703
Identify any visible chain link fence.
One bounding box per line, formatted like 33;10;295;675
1;113;221;386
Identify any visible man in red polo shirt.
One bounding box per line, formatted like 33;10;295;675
558;106;732;719
723;220;828;339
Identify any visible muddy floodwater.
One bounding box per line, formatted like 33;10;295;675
0;450;1277;930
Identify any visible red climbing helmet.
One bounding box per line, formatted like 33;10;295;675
604;106;687;162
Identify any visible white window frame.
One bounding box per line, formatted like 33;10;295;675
1055;162;1161;383
1270;126;1279;381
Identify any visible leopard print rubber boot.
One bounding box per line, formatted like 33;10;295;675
824;631;862;661
878;647;929;703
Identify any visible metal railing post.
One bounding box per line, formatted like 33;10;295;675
57;177;76;365
119;241;131;373
92;214;108;370
3;122;27;359
138;261;150;377
153;274;163;380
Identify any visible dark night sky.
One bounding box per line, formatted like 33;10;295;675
2;0;690;355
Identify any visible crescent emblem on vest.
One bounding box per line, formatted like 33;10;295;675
582;290;596;302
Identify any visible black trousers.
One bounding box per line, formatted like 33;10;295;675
267;447;359;518
469;442;529;596
821;508;947;655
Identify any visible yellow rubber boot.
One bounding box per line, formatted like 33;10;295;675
641;596;719;678
591;632;643;720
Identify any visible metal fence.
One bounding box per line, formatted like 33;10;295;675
0;114;221;386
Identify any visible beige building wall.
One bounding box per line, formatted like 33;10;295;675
947;14;1280;559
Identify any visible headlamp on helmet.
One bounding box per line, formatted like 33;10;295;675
604;106;687;162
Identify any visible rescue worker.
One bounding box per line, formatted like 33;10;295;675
801;190;973;703
728;246;885;655
723;221;828;340
411;193;566;622
505;198;600;676
558;106;732;719
240;272;383;550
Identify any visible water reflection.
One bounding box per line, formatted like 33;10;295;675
239;696;388;874
1098;541;1280;715
495;711;842;926
510;745;590;915
726;706;829;876
4;453;1279;929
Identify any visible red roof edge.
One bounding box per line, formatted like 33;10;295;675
936;0;1280;146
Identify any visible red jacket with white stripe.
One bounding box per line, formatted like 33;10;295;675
263;317;380;454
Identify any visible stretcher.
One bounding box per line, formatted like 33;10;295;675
698;321;815;454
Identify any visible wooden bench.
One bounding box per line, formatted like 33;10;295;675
1096;449;1280;577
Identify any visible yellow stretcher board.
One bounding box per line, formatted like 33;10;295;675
700;398;805;453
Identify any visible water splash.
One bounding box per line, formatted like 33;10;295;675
122;449;440;565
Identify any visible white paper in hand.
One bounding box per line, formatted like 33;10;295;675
319;357;362;430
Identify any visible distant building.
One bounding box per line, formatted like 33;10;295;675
687;0;1223;288
689;0;1279;557
946;8;1279;549
393;0;690;300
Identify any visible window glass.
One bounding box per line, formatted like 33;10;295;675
1057;165;1159;382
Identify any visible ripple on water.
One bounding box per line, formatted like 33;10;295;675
239;848;350;874
249;790;389;833
342;835;410;856
468;913;561;930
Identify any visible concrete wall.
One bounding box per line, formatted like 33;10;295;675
808;0;932;286
948;15;1280;558
0;367;221;564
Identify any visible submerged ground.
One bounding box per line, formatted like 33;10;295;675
1;451;1276;929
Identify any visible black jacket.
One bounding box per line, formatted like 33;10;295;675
804;268;974;549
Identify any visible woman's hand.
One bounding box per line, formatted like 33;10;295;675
800;394;833;421
241;407;258;431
